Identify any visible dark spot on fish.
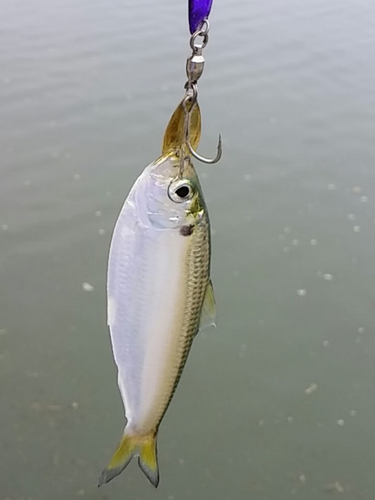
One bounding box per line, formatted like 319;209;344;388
180;225;194;236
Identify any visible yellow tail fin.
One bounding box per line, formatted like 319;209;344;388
98;432;159;488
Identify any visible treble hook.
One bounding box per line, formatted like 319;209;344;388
182;93;222;165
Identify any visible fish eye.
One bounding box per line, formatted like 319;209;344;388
176;185;190;198
168;180;194;203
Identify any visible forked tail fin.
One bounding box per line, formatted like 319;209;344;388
98;431;159;488
138;434;159;487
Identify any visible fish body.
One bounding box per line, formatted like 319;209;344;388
99;151;215;487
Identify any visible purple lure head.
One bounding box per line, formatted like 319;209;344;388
189;0;213;34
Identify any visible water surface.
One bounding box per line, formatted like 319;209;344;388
1;0;375;498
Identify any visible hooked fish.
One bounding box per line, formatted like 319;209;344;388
99;101;216;488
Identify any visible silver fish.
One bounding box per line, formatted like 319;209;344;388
99;102;216;488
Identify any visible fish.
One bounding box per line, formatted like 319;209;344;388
99;101;216;488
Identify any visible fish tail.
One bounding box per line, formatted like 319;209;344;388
98;431;159;488
98;432;137;487
138;432;159;487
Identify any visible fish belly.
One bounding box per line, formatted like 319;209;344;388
107;200;190;435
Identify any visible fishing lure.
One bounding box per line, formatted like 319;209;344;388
99;0;221;488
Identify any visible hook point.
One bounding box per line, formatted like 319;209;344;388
187;132;222;164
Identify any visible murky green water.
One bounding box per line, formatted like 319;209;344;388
1;0;375;498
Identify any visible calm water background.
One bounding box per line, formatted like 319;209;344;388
1;0;375;498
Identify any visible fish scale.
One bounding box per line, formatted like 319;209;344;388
158;217;210;423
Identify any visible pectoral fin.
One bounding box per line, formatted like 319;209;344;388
198;280;217;332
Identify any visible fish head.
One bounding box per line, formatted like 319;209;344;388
139;154;206;230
